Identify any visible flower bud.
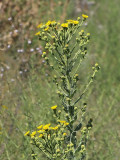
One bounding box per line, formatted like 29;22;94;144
69;143;74;147
87;33;90;40
74;107;77;111
66;97;71;101
58;110;61;114
42;52;46;58
65;113;69;117
81;145;85;149
45;57;49;61
56;149;60;153
76;38;80;43
79;30;84;36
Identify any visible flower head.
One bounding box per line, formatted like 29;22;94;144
95;63;99;67
82;14;88;19
43;124;51;130
73;20;79;25
46;21;51;26
67;20;79;25
39;134;44;138
61;23;68;28
64;122;69;126
37;129;45;133
63;133;67;136
67;19;73;23
35;31;41;36
51;105;57;110
46;20;56;26
37;23;43;28
24;131;30;136
44;27;49;31
2;105;8;109
37;125;43;130
51;21;56;25
51;126;59;130
58;120;69;126
31;131;36;137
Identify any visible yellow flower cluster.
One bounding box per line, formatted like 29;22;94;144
24;119;69;139
67;20;79;25
24;123;59;138
35;16;88;36
58;120;69;126
46;20;56;26
37;20;56;29
50;126;59;130
61;20;79;28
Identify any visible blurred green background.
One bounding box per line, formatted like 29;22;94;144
0;0;120;159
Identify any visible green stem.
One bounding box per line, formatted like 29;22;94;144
5;143;11;160
73;70;96;106
67;21;84;44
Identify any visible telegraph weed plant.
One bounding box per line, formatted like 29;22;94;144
25;14;100;160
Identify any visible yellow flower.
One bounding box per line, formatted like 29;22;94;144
44;27;49;31
46;123;51;127
46;20;56;26
37;23;43;28
67;20;74;23
37;129;45;133
46;20;52;26
59;120;66;123
58;120;69;126
37;125;43;130
63;133;67;136
24;131;30;136
51;126;58;130
43;124;51;130
51;105;57;110
73;20;79;25
43;126;49;130
31;131;36;137
61;23;68;28
64;122;69;126
35;31;41;36
66;20;79;25
2;105;8;109
39;134;44;138
82;14;88;19
51;21;56;25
